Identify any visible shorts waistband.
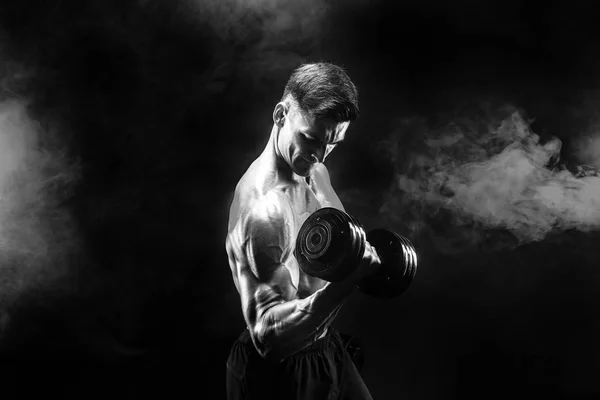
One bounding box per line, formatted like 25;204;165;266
236;327;340;358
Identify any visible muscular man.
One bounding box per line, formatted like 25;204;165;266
225;63;379;399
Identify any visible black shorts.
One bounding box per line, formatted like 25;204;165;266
226;328;373;400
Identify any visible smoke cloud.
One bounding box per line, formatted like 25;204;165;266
185;0;330;41
574;133;600;170
0;98;80;323
378;104;600;253
572;103;600;171
173;0;366;87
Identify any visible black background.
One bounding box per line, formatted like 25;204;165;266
1;1;600;399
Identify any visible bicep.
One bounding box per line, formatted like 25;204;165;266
236;198;297;328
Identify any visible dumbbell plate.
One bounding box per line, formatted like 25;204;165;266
294;207;366;282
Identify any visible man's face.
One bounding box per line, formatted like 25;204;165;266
277;105;349;178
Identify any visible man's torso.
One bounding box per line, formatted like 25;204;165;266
226;155;345;300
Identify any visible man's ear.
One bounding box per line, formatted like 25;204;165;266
273;102;287;127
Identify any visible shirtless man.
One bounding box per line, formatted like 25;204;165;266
225;63;379;399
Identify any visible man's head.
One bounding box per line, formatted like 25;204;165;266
272;63;359;177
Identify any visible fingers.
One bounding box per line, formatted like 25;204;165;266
352;242;380;280
364;242;382;266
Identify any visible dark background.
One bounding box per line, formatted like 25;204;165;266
1;0;600;399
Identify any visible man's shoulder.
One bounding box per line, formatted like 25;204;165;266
228;188;295;257
232;185;293;233
245;189;294;227
235;190;296;267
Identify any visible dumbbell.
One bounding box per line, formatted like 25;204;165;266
293;207;418;299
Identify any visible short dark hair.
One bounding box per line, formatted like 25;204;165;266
281;62;359;122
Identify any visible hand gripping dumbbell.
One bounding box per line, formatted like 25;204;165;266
293;207;417;299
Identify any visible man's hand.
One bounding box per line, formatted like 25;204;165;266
349;241;381;283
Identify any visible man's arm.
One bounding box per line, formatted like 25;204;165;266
314;163;346;212
233;192;373;363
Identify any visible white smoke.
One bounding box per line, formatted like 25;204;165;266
170;0;351;85
573;131;600;171
378;104;600;253
0;99;81;310
567;91;600;171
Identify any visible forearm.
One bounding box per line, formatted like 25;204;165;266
254;280;356;362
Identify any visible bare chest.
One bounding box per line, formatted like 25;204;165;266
288;178;344;298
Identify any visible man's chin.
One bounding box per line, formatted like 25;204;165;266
292;160;313;177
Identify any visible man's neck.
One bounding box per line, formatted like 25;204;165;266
264;124;308;186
